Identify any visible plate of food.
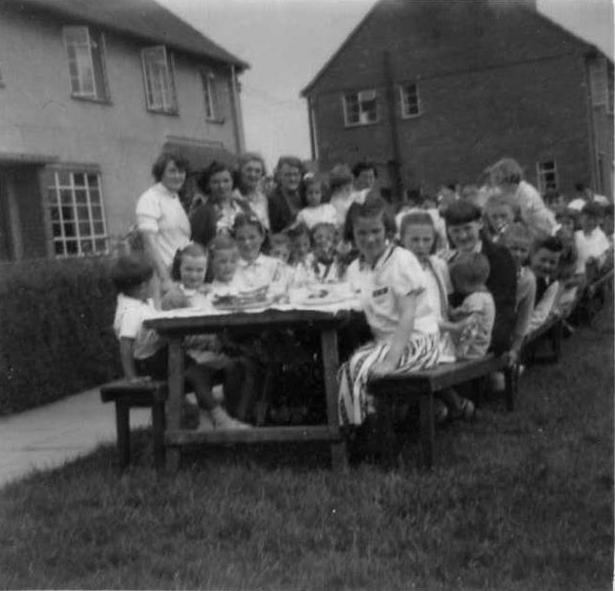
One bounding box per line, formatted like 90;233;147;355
212;287;272;311
294;288;353;307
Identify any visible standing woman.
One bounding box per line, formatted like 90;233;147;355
268;156;305;233
136;151;191;295
191;161;248;248
234;152;270;231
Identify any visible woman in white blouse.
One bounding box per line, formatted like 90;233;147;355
136;151;191;295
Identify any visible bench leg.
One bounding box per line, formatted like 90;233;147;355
419;393;435;469
375;396;397;468
115;401;130;469
152;400;166;471
504;366;516;412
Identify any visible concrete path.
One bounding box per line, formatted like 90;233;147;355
0;388;151;489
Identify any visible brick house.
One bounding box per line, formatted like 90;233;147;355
302;0;613;201
0;0;248;261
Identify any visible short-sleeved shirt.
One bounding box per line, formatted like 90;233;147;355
422;255;453;322
455;291;496;359
113;294;163;360
296;204;338;229
346;244;439;342
235;254;284;291
515;181;557;237
574;228;610;273
136;183;191;267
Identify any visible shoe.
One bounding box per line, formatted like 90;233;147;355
197;410;214;432
434;399;449;424
211;406;252;430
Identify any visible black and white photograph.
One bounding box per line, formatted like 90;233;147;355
0;0;613;588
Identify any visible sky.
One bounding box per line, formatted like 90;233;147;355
157;0;614;170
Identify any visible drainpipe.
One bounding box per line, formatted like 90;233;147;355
307;96;319;163
582;52;599;191
383;50;403;201
230;65;245;154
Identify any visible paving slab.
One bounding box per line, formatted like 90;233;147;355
0;387;151;489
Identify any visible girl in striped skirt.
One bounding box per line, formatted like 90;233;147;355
339;199;441;426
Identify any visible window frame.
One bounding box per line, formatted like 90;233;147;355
607;65;613;116
399;82;422;119
536;160;558;193
342;88;379;127
47;168;109;257
62;25;110;102
141;45;178;115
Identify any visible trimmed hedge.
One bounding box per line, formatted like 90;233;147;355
0;257;121;415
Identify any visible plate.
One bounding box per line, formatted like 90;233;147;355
212;298;273;311
294;293;353;307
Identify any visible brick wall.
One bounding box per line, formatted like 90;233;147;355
307;0;598;199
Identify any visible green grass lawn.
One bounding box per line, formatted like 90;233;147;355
0;304;613;591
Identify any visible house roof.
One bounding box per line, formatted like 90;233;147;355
7;0;249;70
301;0;611;96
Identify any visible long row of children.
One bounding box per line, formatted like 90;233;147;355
114;160;613;435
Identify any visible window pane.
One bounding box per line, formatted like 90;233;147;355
48;189;58;204
65;240;78;254
76;205;90;221
75;189;87;204
61;206;74;220
81;240;94;254
91;205;103;220
60;189;73;204
89;189;101;204
73;173;86;187
94;238;107;252
87;174;99;189
52;222;64;238
64;222;76;237
93;221;105;235
79;221;92;236
54;241;65;255
50;207;60;221
56;171;71;186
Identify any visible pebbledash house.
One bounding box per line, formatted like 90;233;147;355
0;0;248;262
302;0;614;201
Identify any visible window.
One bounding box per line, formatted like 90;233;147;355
63;26;109;100
589;56;613;114
536;160;558;193
47;170;108;256
141;46;177;113
400;82;421;118
343;89;378;126
201;71;217;120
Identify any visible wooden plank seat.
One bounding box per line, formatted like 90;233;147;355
368;354;515;469
100;379;167;470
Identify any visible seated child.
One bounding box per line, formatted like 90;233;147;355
111;254;249;430
311;222;346;282
442;199;517;355
442;253;495;360
233;213;287;294
269;232;291;265
501;223;537;365
527;236;563;333
207;234;244;295
574;202;611;281
296;173;337;229
340;199;441;427
400;211;475;420
483;193;518;244
287;222;316;287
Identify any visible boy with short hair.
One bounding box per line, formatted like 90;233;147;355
527;236;564;333
442;200;517;355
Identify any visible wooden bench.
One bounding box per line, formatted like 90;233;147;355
100;379;167;470
369;354;515;469
522;314;563;365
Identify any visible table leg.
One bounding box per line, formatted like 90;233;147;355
166;338;184;473
320;328;347;471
